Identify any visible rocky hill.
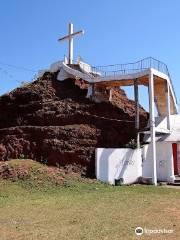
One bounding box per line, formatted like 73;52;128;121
0;71;148;176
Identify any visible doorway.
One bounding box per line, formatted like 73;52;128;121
172;143;178;175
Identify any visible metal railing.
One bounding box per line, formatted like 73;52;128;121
92;57;168;76
91;57;177;104
66;56;177;105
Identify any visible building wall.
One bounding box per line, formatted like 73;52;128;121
142;142;174;182
96;143;176;185
96;148;142;185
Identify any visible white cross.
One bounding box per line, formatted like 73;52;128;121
58;23;84;64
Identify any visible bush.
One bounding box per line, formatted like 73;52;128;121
125;139;138;149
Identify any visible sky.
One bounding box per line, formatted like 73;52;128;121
0;0;180;111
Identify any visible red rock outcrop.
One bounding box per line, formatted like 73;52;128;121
0;71;148;176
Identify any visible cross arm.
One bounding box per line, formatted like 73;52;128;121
58;30;84;42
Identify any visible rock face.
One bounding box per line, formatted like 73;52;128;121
0;71;148;176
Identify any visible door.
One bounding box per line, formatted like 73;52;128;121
172;143;178;175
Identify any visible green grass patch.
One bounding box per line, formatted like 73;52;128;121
0;160;180;239
0;179;180;240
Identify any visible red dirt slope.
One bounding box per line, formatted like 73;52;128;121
0;71;148;176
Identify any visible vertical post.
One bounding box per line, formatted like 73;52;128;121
86;84;93;98
149;70;157;186
109;88;113;102
166;81;171;130
134;79;140;148
69;23;73;64
92;83;95;100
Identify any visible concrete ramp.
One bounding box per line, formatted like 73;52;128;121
59;57;178;116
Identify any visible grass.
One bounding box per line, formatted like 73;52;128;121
0;160;180;239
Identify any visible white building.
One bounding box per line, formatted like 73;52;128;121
143;115;180;182
96;115;180;185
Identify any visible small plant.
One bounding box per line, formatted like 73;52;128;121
63;180;75;188
55;162;60;169
125;139;144;149
40;156;48;164
125;139;137;149
19;154;25;159
16;116;23;126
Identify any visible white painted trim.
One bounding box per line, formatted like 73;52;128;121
62;62;94;81
166;83;171;130
149;69;157;186
91;69;150;83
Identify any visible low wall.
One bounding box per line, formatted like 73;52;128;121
96;148;142;185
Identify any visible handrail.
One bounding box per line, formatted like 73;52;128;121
66;56;177;105
92;57;168;74
90;57;177;104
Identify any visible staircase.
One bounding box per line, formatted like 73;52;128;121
168;176;180;186
61;57;178;115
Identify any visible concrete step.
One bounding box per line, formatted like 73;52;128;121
174;179;180;184
174;176;180;183
168;177;180;186
169;182;180;186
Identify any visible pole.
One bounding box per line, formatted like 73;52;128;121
149;69;157;186
166;82;171;130
134;79;140;148
109;88;113;102
69;23;73;64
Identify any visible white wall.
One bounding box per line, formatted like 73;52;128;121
96;143;176;185
96;148;142;185
142;142;174;182
50;61;63;72
79;61;92;73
